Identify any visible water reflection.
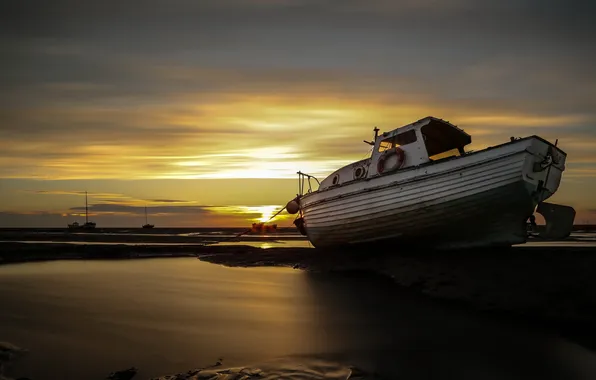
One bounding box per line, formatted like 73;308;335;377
0;260;315;379
0;260;595;380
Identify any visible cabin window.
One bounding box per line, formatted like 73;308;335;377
378;130;417;152
421;121;470;161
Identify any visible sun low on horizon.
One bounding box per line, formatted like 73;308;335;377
1;0;596;227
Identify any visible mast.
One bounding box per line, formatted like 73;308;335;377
85;191;88;223
145;206;148;224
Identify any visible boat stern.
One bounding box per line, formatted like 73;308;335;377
522;137;567;203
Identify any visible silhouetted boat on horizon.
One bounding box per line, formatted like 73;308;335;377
286;116;571;249
142;206;154;229
67;191;96;230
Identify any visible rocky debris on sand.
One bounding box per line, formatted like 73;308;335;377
0;342;28;380
150;357;376;380
0;342;27;361
107;367;138;380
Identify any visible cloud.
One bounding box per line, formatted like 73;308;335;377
69;203;205;215
0;211;71;228
149;199;192;204
21;189;202;207
565;168;596;179
23;190;127;198
2;80;594;181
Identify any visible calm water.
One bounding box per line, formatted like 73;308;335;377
1;258;596;379
3;230;595;249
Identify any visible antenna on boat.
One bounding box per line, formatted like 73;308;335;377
363;127;380;146
85;191;88;224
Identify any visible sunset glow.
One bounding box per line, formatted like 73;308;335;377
1;0;595;226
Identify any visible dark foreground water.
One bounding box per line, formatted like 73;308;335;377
1;259;596;380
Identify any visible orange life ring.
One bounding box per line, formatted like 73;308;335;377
377;147;405;174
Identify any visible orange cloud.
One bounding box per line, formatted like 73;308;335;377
5;90;591;182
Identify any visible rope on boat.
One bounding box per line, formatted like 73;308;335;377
200;205;287;246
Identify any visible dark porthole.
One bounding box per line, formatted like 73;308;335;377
354;167;364;179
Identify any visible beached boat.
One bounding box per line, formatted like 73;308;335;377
67;191;96;230
286;116;568;249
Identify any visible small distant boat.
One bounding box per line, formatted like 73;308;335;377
67;191;96;230
142;206;154;229
285;116;570;249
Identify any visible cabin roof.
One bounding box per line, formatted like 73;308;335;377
419;117;471;156
377;116;471;157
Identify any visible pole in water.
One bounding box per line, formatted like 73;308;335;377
85;191;88;223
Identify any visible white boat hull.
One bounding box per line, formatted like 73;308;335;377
299;137;566;249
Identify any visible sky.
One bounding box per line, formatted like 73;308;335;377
1;0;595;227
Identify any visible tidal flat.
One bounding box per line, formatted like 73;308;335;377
1;229;595;379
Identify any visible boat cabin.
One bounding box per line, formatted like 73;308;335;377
319;116;472;190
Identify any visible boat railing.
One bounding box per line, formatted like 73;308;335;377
297;171;320;196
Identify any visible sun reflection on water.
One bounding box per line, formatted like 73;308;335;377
202;205;290;224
